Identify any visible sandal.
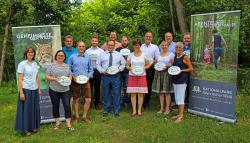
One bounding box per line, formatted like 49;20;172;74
171;115;179;120
24;132;32;136
32;129;38;133
53;123;61;130
67;126;75;131
174;117;183;123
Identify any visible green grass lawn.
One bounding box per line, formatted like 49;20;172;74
0;81;250;143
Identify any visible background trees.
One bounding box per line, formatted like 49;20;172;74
0;0;249;83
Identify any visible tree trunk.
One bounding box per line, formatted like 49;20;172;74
174;0;188;33
169;0;176;33
0;0;13;85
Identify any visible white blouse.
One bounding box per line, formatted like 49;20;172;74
17;60;40;90
127;52;147;76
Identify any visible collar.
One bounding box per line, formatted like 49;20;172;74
143;43;151;47
63;46;73;51
77;52;85;57
91;46;100;50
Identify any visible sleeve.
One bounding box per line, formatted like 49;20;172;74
127;53;132;62
96;54;105;74
68;55;73;73
118;54;126;72
88;57;94;78
17;62;24;74
45;64;52;76
154;45;160;60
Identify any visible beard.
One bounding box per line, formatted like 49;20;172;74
122;44;128;48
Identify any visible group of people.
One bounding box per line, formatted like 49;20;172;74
15;31;193;136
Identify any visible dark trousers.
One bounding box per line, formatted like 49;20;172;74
90;69;101;106
121;71;129;104
49;88;71;119
144;66;155;107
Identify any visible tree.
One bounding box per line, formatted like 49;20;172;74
174;0;188;33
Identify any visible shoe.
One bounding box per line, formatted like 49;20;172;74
174;116;183;123
67;126;75;131
163;110;170;115
74;117;79;124
24;132;32;136
171;115;179;120
102;112;108;117
157;110;164;114
114;113;120;117
82;117;91;124
53;123;61;130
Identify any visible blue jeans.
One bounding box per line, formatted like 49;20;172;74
49;88;71;118
121;71;129;104
102;74;121;114
214;47;223;69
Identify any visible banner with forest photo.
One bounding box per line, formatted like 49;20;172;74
12;25;64;123
188;11;240;123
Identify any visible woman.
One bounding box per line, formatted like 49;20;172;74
15;47;42;136
152;41;174;115
126;40;150;116
46;50;74;130
171;42;193;123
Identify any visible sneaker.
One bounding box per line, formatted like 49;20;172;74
157;110;164;114
163;110;170;115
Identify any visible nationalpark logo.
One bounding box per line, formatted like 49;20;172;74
192;85;201;93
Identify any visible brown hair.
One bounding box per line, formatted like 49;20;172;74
23;46;36;60
91;34;99;39
54;50;66;62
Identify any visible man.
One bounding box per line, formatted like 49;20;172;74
159;32;176;54
183;32;191;105
140;32;160;108
85;35;104;110
62;35;78;115
68;41;94;124
97;40;126;117
183;32;191;58
115;36;132;107
62;35;78;64
101;31;122;51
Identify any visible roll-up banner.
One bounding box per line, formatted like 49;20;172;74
12;25;65;123
189;10;240;123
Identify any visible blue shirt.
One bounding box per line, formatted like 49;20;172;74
97;51;126;74
183;44;191;58
159;41;176;54
62;46;78;64
68;53;94;78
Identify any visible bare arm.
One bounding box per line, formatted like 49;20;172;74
36;75;42;96
221;36;227;48
126;60;132;71
182;56;193;73
18;73;25;101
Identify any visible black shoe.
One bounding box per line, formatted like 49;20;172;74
102;112;108;117
114;113;120;117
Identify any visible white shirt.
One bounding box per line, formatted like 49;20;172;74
156;53;175;65
17;60;40;90
140;43;160;60
96;50;126;74
127;52;147;76
85;47;104;68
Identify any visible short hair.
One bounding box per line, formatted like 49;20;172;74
212;28;218;33
183;32;190;36
145;31;153;36
54;50;66;62
176;42;184;49
107;40;115;45
64;35;73;41
165;32;173;37
23;46;36;60
91;34;99;39
122;35;129;40
132;39;141;46
161;41;169;47
77;40;85;46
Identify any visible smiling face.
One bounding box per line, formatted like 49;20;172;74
161;42;169;52
144;32;153;45
26;48;35;61
91;37;99;48
77;41;86;54
107;40;115;52
64;37;73;49
56;51;66;63
175;42;184;55
109;32;117;41
183;34;191;46
165;32;173;43
121;36;129;48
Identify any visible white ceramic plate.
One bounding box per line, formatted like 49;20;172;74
154;62;166;71
76;75;89;84
168;66;181;75
107;66;119;75
120;48;131;56
131;66;144;76
89;52;98;59
58;76;71;86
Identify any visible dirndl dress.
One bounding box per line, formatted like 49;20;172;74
152;70;173;93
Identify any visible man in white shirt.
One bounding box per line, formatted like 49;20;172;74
140;32;160;108
85;35;104;110
97;40;126;117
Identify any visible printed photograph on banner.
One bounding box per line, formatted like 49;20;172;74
12;26;62;89
190;12;240;83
